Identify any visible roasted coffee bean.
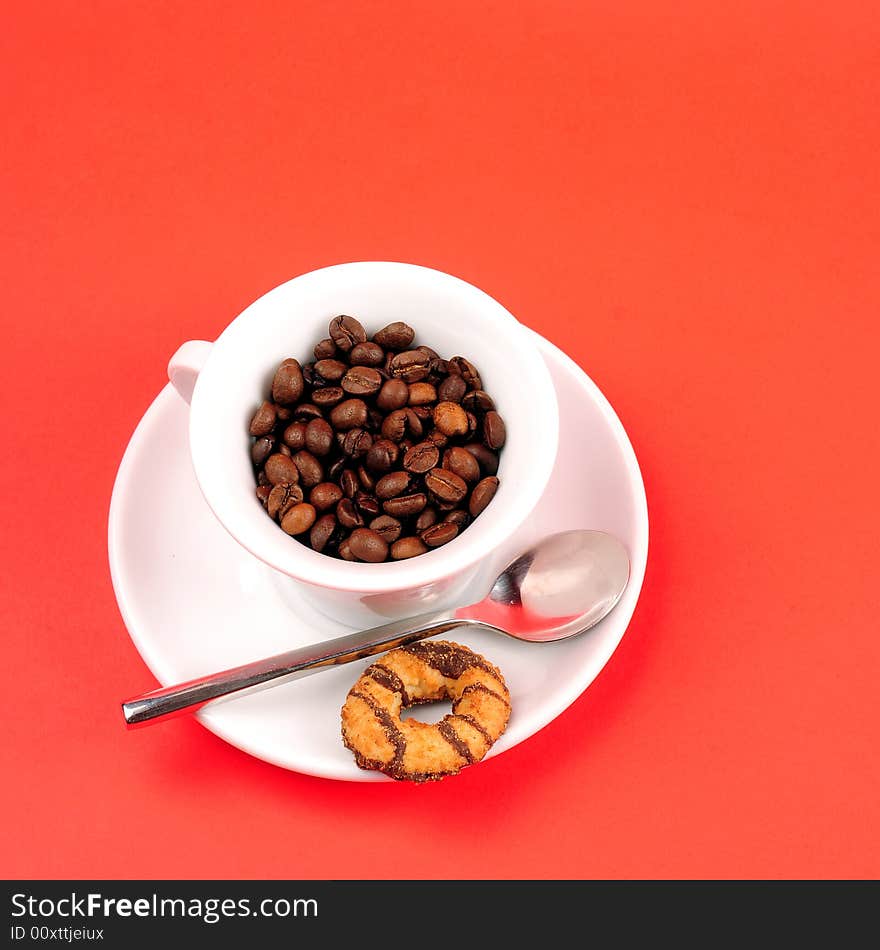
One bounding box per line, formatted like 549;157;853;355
462;389;495;412
370;515;402;544
443;509;471;529
341;428;373;458
367;407;385;431
421;522;459;547
448;356;481;389
330;398;368;430
301;362;319;388
328;457;346;481
391;536;428;560
342;366;383;396
304;418;334;456
267;482;304;520
264;453;300;485
257;469;270;487
336;497;363;529
381;408;418;442
469;476;499;516
340;469;360;498
407;382;437;405
310;482;343;512
415;507;438;532
382;492;427;518
293;403;323;421
425;468;467;504
403;441;440;474
373;322;414;350
437;374;467;403
255;485;272;506
389;350;431;383
399;438;414;455
433;401;469;437
314;358;348;382
349;341;385;366
443;446;481;483
310;513;337;552
338;538;356;560
277;442;292;457
251;435;276;467
357;464;375;491
314;338;337;360
426;429;448;448
482;410;507;449
271;358;304;405
292;450;323;487
311;386;345;407
348;527;389;563
248;400;277;436
411;407;434;426
415;345;439;360
275;405;293;421
462;442;499;475
376;378;409;412
465;411;479;438
365;438;399;473
375;470;411;499
329;314;367;352
280;502;316;535
354;491;380;517
282;422;307;450
429;357;448;377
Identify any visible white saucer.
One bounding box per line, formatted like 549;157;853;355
108;330;648;781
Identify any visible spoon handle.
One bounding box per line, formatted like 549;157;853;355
121;609;469;727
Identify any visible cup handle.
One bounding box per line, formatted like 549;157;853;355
167;340;213;405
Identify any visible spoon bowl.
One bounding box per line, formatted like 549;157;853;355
122;530;630;726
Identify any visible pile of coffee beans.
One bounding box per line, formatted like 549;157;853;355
248;315;505;562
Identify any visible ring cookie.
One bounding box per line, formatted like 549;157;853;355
341;640;511;782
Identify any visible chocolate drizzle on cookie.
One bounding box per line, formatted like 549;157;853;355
364;663;410;704
402;640;494;678
350;689;405;772
437;719;475;764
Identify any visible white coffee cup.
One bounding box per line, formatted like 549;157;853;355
168;262;559;627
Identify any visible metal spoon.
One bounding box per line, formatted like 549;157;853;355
121;529;630;727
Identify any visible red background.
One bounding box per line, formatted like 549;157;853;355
2;1;878;879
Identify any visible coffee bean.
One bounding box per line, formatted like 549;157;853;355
365;438;399;472
349;341;385;366
342;366;383;396
340;469;360;498
376;378;409;411
375;470;411;499
421;522;459;547
382;492;427;518
389;350;431;383
338;538;356;560
251;435;276;467
381;408;418;442
433;401;469;437
437;374;467;403
370;515;402;543
292;450;323;487
293;403;323;421
330;398;368;430
373;322;414;350
311;386;345;407
329;314;367;352
271;358;304;405
275;405;293;421
357;464;376;492
426;429;448;448
282;422;307;450
256;484;272;506
469;476;499;516
257;469;270;487
277;443;292;457
280;502;316;535
341;428;373;458
348;527;389;563
416;345;439;360
482;410;507;449
304;418;334;456
314;338;337;360
310;481;343;511
448;356;482;389
314;358;348;382
462;389;495;412
310;513;337;552
354;491;380;517
462;442;499;475
415;507;438;532
336;497;363;529
443;446;481;483
408;382;437;405
248;400;277;436
443;509;471;529
424;468;467;504
391;537;428;560
264;453;300;485
403;441;440;474
267;482;304;520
